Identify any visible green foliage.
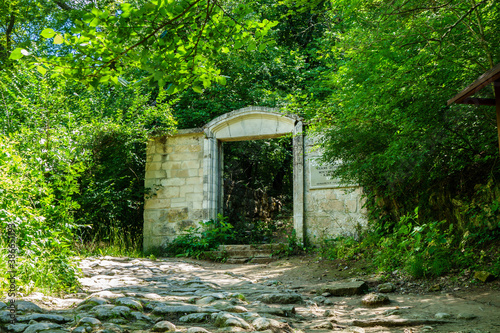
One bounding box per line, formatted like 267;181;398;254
166;215;304;260
220;137;294;244
2;0;499;293
12;0;277;91
76;122;147;250
0;70;86;294
303;0;500;238
273;229;308;258
165;214;236;259
0;64;176;293
320;206;499;278
224;137;293;198
74;240;143;258
459;180;500;235
0;136;80;295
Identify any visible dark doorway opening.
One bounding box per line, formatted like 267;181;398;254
223;136;293;244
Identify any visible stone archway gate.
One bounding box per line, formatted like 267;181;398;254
143;107;366;252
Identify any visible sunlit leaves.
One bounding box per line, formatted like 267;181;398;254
17;0;277;93
315;0;500;226
53;34;64;44
40;28;56;38
36;66;47;75
9;48;29;60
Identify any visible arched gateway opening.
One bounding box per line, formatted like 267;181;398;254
202;107;304;243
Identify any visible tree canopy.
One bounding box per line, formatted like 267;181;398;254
8;0;277;92
304;0;500;227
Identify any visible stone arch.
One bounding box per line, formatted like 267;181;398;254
204;107;301;141
202;106;305;241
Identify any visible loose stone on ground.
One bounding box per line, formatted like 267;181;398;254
318;280;368;296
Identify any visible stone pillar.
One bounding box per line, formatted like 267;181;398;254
293;121;305;243
202;135;219;221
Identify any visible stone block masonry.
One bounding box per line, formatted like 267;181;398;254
143;129;205;252
303;136;367;242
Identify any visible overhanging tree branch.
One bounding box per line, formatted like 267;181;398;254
95;0;205;75
440;0;488;41
5;13;16;50
53;0;74;11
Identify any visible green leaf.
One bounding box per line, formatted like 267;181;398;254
166;83;176;94
82;13;94;23
53;34;64;45
9;48;25;60
192;85;203;93
247;41;257;51
36;66;47;75
217;76;227;85
121;3;133;18
89;18;100;27
144;2;156;11
41;28;56;39
99;10;110;19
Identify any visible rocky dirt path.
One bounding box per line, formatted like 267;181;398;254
1;255;499;333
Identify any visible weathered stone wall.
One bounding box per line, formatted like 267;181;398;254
143;108;367;252
143;129;205;252
303;136;367;242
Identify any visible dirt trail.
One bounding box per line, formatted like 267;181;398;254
186;254;500;333
3;254;499;333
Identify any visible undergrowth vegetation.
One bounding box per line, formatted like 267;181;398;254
165;215;236;259
0;136;80;294
0;69;175;296
318;204;500;279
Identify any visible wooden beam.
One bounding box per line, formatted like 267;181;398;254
495;80;500;155
447;63;500;105
457;98;496;106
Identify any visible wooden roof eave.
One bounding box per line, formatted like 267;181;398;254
447;62;500;106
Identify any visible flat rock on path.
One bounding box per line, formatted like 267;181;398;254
318;280;369;296
2;255;500;333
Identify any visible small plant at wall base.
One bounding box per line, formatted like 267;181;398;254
273;229;309;258
165;215;236;259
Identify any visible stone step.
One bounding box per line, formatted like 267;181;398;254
218;243;285;253
217;249;274;257
203;244;285;264
224;257;276;264
249;257;276;264
207;250;274;259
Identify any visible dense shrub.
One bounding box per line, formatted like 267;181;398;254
319;204;500;278
0;136;80;294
